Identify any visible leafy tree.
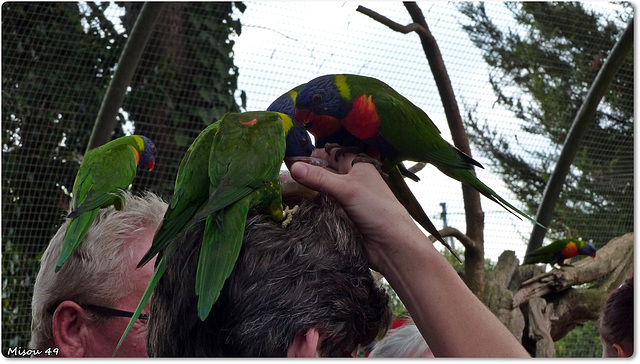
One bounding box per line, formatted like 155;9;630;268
118;2;246;198
2;2;126;349
457;2;633;246
2;2;244;350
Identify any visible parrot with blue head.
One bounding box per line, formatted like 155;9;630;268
293;74;544;241
523;238;596;267
56;134;156;272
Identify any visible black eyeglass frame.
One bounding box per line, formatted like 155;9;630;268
46;303;149;321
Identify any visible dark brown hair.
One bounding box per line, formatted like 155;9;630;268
147;194;392;356
599;275;633;356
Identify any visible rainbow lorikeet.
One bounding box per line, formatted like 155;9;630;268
268;83;459;260
523;238;596;267
115;111;312;355
267;84;303;118
56;135;156;272
293;74;544;249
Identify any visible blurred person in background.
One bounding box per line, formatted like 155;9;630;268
599;275;633;357
369;317;434;358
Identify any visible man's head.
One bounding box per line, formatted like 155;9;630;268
30;191;167;357
147;194;392;357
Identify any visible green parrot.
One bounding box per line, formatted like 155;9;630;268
56;135;156;272
269;83;460;261
523;238;596;267
293;74;545;241
114;111;312;355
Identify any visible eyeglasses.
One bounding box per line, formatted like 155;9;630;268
46;303;149;321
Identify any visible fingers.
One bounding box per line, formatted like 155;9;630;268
310;147;356;174
289;162;340;196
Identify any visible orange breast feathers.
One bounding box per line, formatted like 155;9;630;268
561;241;579;258
129;145;140;165
342;94;381;140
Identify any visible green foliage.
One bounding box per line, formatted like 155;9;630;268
2;2;127;351
555;320;602;357
2;2;243;350
457;2;633;246
120;2;246;199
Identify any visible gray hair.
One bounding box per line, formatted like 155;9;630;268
369;319;430;357
30;190;167;349
147;193;393;357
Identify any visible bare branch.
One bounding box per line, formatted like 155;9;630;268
356;5;428;37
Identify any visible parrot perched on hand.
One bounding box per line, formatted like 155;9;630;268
115;111;312;355
56;135;156;272
293;74;544;248
523;238;596;267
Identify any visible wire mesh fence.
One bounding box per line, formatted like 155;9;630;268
2;1;633;357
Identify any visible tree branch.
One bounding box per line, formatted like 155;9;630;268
356;5;428;36
357;2;486;297
512;232;633;309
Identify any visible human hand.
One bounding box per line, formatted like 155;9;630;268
289;148;426;273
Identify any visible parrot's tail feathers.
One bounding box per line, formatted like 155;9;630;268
452;145;484;169
431;230;462;263
114;253;170;356
196;201;249;321
451;169;546;229
386;167;461;263
56;211;98;272
487;193;546;229
138;204;200;268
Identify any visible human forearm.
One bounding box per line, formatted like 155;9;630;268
377;234;529;357
289;151;530;357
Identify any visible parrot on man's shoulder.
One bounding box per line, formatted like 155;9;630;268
56;134;156;272
523;238;596;267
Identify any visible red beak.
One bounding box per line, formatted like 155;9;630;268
146;159;155;171
295;109;311;125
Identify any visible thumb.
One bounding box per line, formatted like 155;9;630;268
290;162;342;196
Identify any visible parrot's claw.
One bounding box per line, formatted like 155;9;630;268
352;153;384;175
281;205;300;227
324;143;365;161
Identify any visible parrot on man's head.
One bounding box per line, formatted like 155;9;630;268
115;111;312;355
56;134;156;272
523;238;596;267
292;74;545;254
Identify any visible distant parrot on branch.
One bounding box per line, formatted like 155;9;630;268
56;134;156;272
290;74;545;258
523;238;596;267
115;111;312;355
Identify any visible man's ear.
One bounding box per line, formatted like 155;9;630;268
52;301;89;357
287;328;321;358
